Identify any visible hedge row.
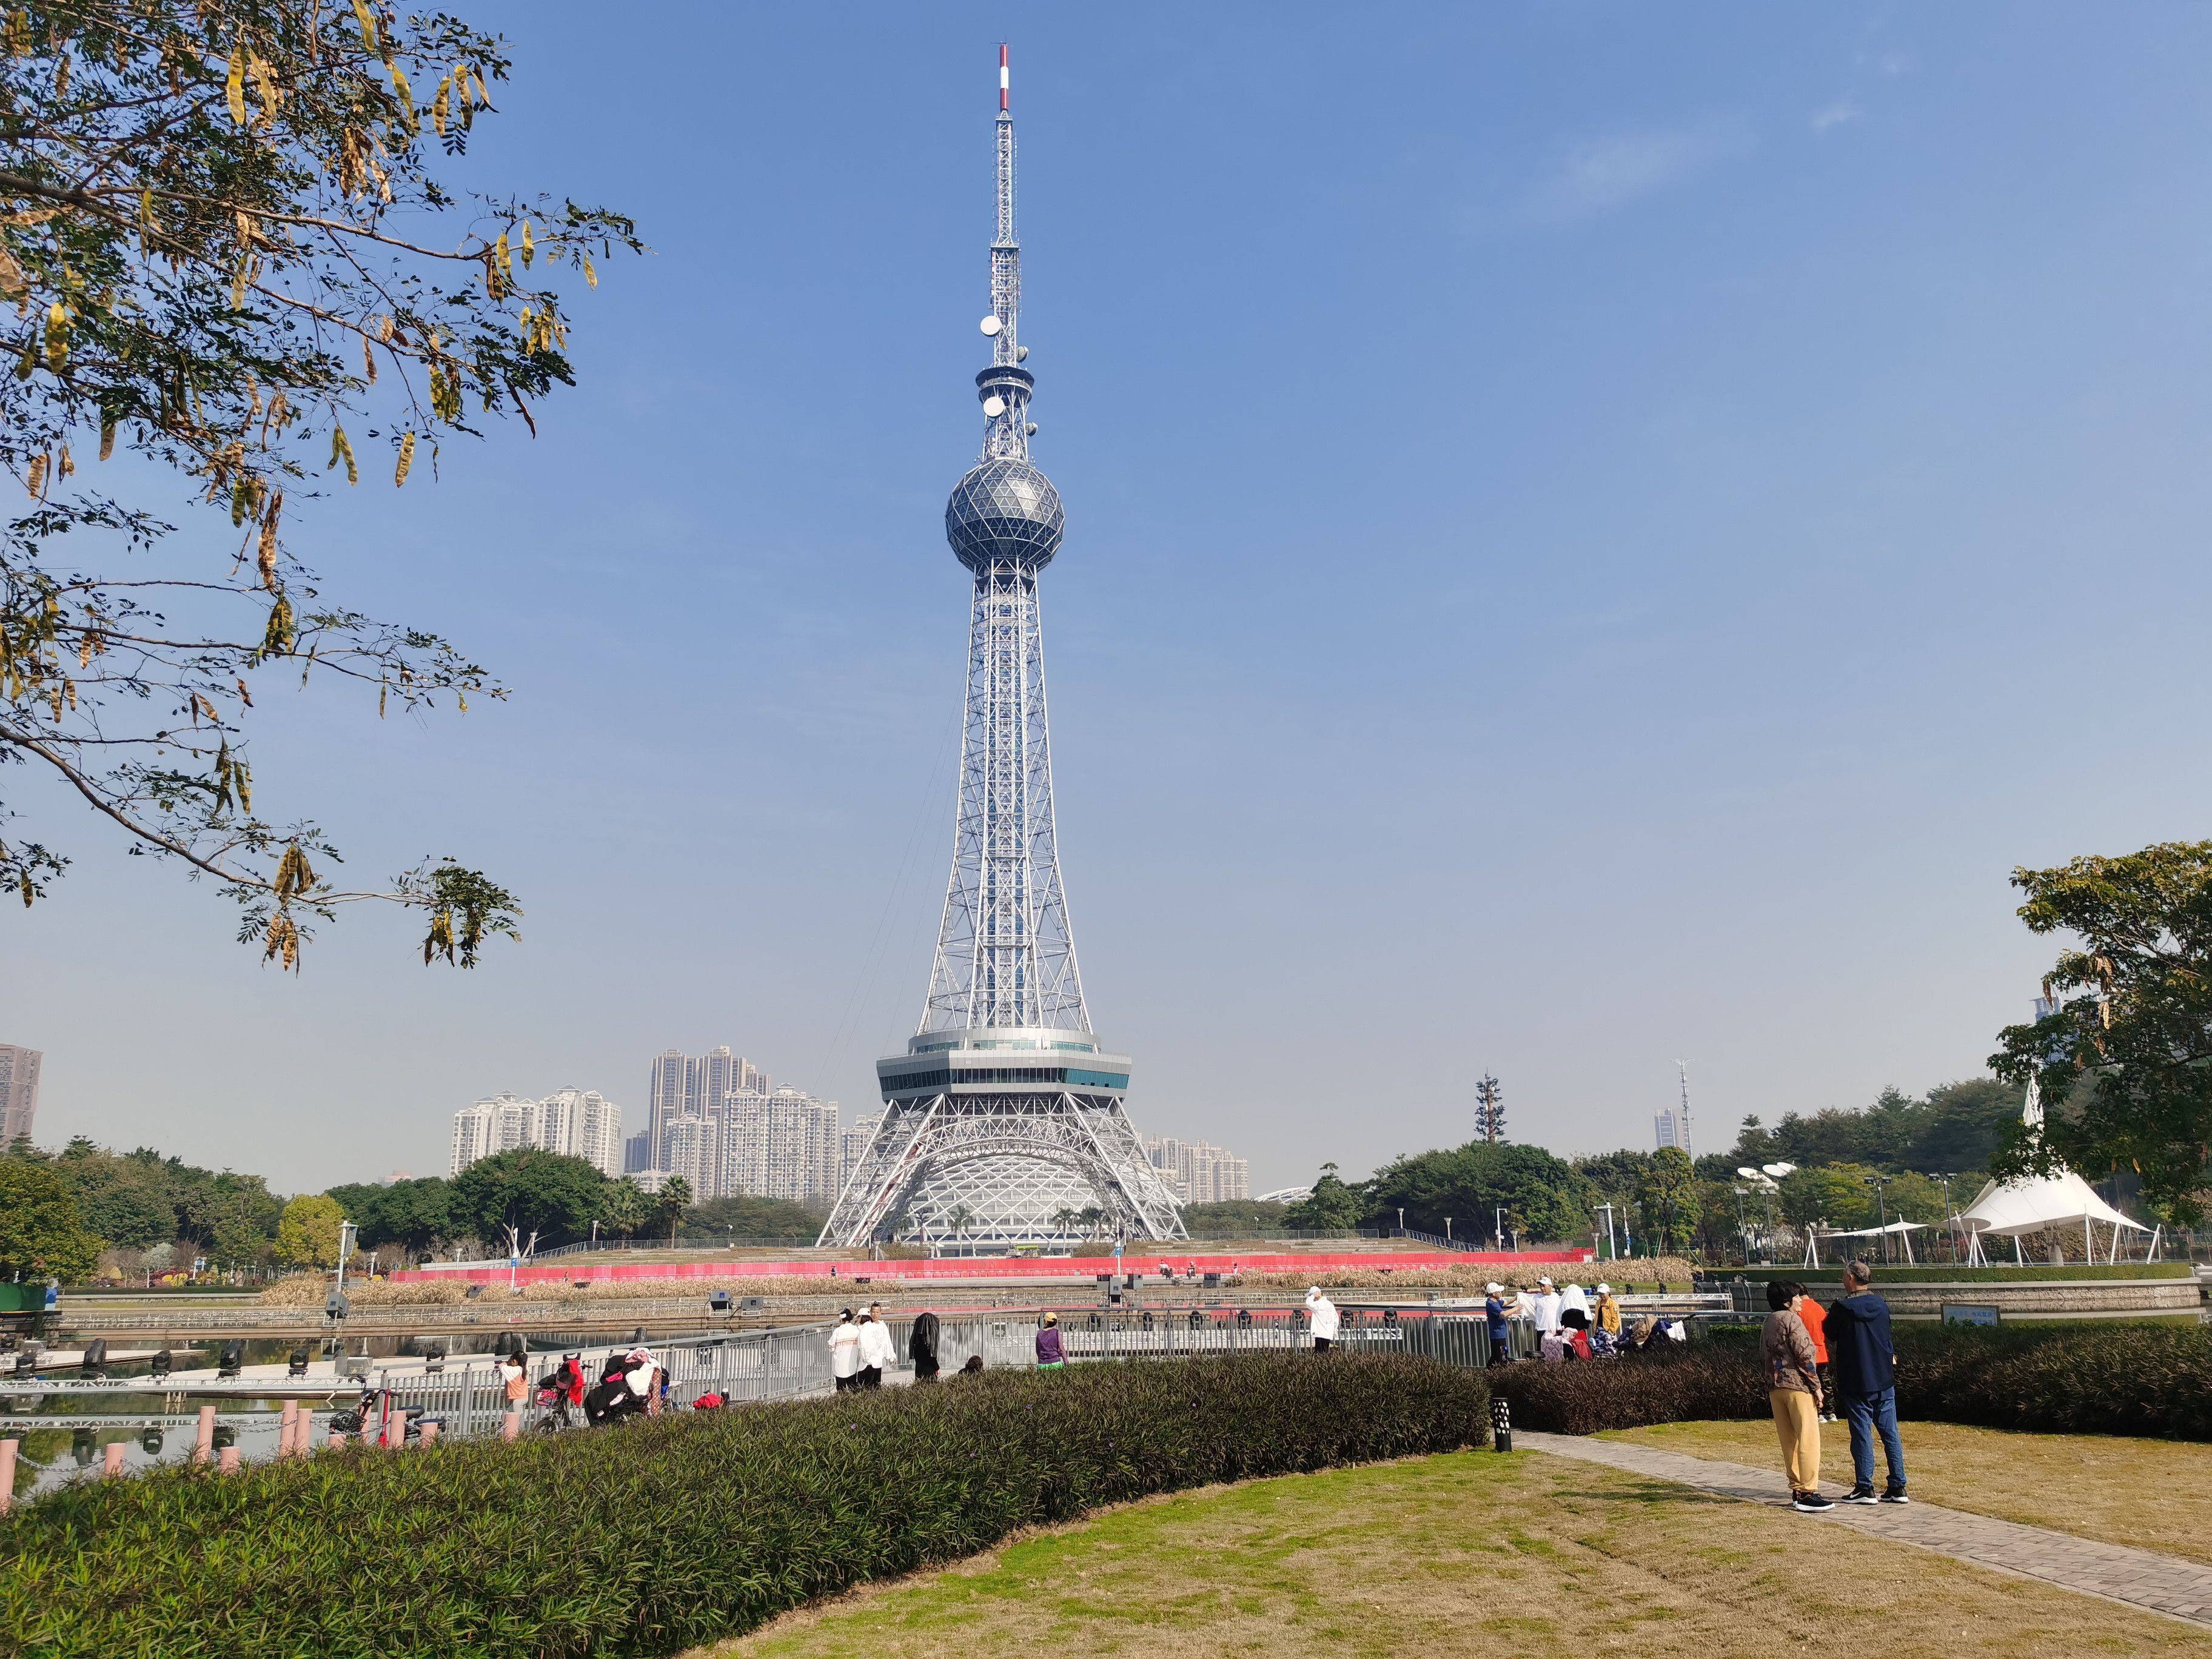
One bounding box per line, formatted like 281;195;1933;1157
1490;1323;2212;1440
0;1353;1487;1659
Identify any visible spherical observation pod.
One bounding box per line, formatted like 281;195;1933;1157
946;457;1065;573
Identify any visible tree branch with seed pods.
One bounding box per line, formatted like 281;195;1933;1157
0;1;643;966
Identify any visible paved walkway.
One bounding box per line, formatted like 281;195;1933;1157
1520;1432;2212;1628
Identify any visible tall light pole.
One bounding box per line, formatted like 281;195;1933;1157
1863;1173;1892;1264
1595;1202;1618;1260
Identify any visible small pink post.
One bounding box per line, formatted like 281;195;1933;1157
0;1437;16;1515
501;1409;520;1442
419;1419;439;1445
193;1405;216;1466
102;1441;126;1478
218;1444;240;1473
385;1409;407;1448
280;1400;298;1457
327;1430;346;1450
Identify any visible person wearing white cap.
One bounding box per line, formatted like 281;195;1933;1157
1532;1276;1563;1337
1594;1283;1621;1346
1483;1282;1513;1364
1304;1285;1341;1352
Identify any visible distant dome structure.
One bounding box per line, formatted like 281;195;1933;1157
946;457;1064;573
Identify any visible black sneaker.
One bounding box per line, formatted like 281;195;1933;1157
1794;1490;1836;1512
1842;1487;1880;1505
1881;1489;1910;1504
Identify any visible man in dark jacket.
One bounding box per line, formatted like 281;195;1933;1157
1826;1259;1907;1503
910;1309;941;1382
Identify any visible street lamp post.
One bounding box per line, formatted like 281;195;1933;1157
1444;1217;1453;1243
1494;1207;1505;1250
1731;1187;1750;1267
1863;1173;1892;1264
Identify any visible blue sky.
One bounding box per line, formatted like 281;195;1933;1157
10;6;2212;1196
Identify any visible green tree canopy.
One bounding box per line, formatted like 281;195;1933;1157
274;1192;343;1268
1;0;638;962
447;1148;607;1249
1362;1142;1588;1244
1992;841;2212;1221
0;1159;102;1279
52;1138;175;1248
326;1176;454;1259
1281;1165;1365;1231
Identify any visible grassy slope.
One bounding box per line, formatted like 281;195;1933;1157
699;1451;2198;1659
1605;1419;2212;1567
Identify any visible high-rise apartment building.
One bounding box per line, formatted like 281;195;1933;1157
841;1110;885;1202
648;1050;689;1167
0;1044;42;1147
450;1088;625;1178
719;1088;841;1207
1142;1136;1250;1205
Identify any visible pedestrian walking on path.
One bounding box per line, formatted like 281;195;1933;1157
1305;1287;1340;1352
1035;1310;1066;1370
1761;1279;1831;1511
830;1309;862;1393
1826;1259;1908;1504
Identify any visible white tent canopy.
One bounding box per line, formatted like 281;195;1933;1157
1957;1171;2150;1239
1803;1218;1929;1265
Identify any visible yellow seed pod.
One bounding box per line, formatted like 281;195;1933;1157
520;221;535;268
349;0;378;50
226;44;246;126
395;431;415;486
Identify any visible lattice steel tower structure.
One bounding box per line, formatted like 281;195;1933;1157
820;48;1184;1250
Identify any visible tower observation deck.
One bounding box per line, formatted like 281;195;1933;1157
819;48;1184;1250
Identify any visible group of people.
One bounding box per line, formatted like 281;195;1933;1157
1761;1258;1908;1512
503;1346;668;1429
1481;1275;1655;1362
829;1302;901;1390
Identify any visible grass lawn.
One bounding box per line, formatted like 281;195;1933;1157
692;1449;2200;1658
1606;1419;2212;1567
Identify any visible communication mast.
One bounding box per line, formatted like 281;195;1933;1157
1474;1074;1505;1144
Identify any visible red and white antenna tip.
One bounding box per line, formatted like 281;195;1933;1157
999;44;1010;112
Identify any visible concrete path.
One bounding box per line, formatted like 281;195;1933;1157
1520;1430;2212;1629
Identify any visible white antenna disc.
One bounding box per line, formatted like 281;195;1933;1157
1762;1162;1796;1179
1735;1167;1762;1181
982;395;1007;418
979;316;1002;336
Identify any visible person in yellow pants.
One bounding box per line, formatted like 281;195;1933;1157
1761;1279;1831;1512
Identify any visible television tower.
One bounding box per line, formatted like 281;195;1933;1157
820;48;1184;1249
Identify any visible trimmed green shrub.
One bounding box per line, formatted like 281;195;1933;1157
1;1353;1486;1659
1490;1323;2212;1441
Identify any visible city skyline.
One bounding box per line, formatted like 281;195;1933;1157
9;10;2212;1192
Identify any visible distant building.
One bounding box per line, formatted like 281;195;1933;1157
451;1088;626;1178
842;1110;885;1201
0;1044;42;1147
664;1115;718;1198
622;1129;651;1174
648;1050;688;1168
1655;1104;1689;1154
647;1045;777;1168
717;1088;842;1207
1142;1136;1249;1204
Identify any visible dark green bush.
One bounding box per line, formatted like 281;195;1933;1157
1490;1322;2212;1441
0;1353;1486;1659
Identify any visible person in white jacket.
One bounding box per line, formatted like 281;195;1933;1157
857;1302;896;1389
1532;1276;1564;1336
1305;1286;1341;1353
829;1309;862;1393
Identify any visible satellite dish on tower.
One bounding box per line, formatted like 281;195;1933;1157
982;395;1007;418
1735;1167;1763;1182
979;316;1002;337
1761;1162;1796;1179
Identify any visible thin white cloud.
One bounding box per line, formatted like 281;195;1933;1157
1811;98;1862;133
1538;118;1753;218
